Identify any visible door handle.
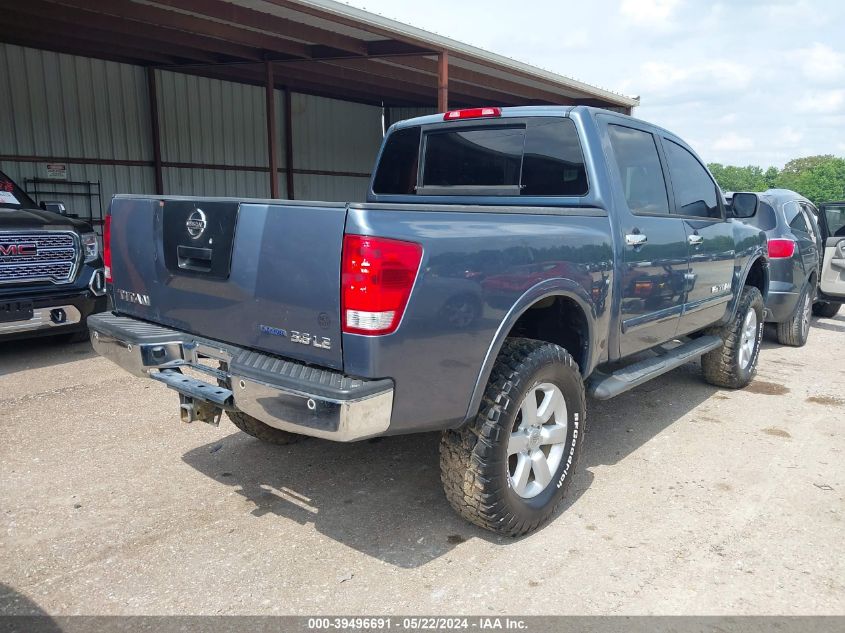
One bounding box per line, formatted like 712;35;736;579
688;234;704;246
625;233;647;247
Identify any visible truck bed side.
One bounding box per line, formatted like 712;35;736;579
343;204;613;433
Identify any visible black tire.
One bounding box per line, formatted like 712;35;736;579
702;286;764;389
440;338;585;536
812;301;841;318
776;281;813;347
226;410;304;445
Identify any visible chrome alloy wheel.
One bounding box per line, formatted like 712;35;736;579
507;382;568;499
738;307;758;369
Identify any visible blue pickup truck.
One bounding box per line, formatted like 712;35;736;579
89;106;769;536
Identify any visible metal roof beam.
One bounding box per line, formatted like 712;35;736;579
150;0;369;55
0;10;222;65
0;25;178;65
46;0;312;58
3;0;265;61
322;58;530;107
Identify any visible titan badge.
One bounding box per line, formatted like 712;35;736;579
116;289;152;306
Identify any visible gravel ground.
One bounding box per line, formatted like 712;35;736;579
1;315;843;616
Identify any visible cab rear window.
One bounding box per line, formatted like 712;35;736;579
372;118;588;197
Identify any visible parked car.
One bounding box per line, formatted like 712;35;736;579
728;189;820;346
89;106;769;536
813;200;845;318
0;170;107;343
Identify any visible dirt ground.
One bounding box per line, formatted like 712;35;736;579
1;314;843;616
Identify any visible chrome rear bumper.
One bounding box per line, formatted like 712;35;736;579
88;313;393;442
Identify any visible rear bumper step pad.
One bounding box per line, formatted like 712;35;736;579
88;312;393;442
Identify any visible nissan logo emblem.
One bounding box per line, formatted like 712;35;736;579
186;208;207;239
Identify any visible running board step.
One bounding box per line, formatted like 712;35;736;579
587;335;723;400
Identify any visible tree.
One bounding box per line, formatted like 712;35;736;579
764;166;779;189
775;155;845;204
707;163;769;193
707;155;845;204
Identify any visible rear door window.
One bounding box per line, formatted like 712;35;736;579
663;140;722;219
606;124;670;215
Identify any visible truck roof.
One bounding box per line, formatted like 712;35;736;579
389;105;688;146
391;104;652;131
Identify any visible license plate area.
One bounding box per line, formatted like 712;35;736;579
0;300;34;323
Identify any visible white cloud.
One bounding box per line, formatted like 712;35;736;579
620;0;681;26
779;127;804;146
635;59;751;94
797;90;845;114
344;0;845;166
795;43;845;83
712;134;754;152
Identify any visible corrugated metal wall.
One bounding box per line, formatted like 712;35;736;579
388;107;437;126
291;93;383;202
0;43;387;214
0;43;155;223
156;69;283;199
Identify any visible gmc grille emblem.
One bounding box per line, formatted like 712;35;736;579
0;243;37;256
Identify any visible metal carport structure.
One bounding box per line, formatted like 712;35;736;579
0;0;637;207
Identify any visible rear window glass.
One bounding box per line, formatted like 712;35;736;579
372;118;588;197
371;127;420;195
0;171;36;210
788;207;810;234
423;126;524;188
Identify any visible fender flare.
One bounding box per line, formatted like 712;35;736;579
727;250;769;322
461;278;596;425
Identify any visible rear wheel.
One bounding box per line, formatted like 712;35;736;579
702;286;764;389
439;338;585;536
776;281;813;347
812;301;841;318
226;411;304;445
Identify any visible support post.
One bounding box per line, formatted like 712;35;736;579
438;51;449;112
146;67;163;195
284;88;294;199
265;60;281;199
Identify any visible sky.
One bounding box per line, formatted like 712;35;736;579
343;0;845;168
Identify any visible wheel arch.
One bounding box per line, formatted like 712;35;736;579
462;278;595;425
728;252;769;323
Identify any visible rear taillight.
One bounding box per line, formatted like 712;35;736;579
768;238;795;259
103;215;112;282
443;107;502;121
341;234;423;335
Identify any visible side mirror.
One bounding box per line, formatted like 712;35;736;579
40;201;67;215
730;192;759;219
